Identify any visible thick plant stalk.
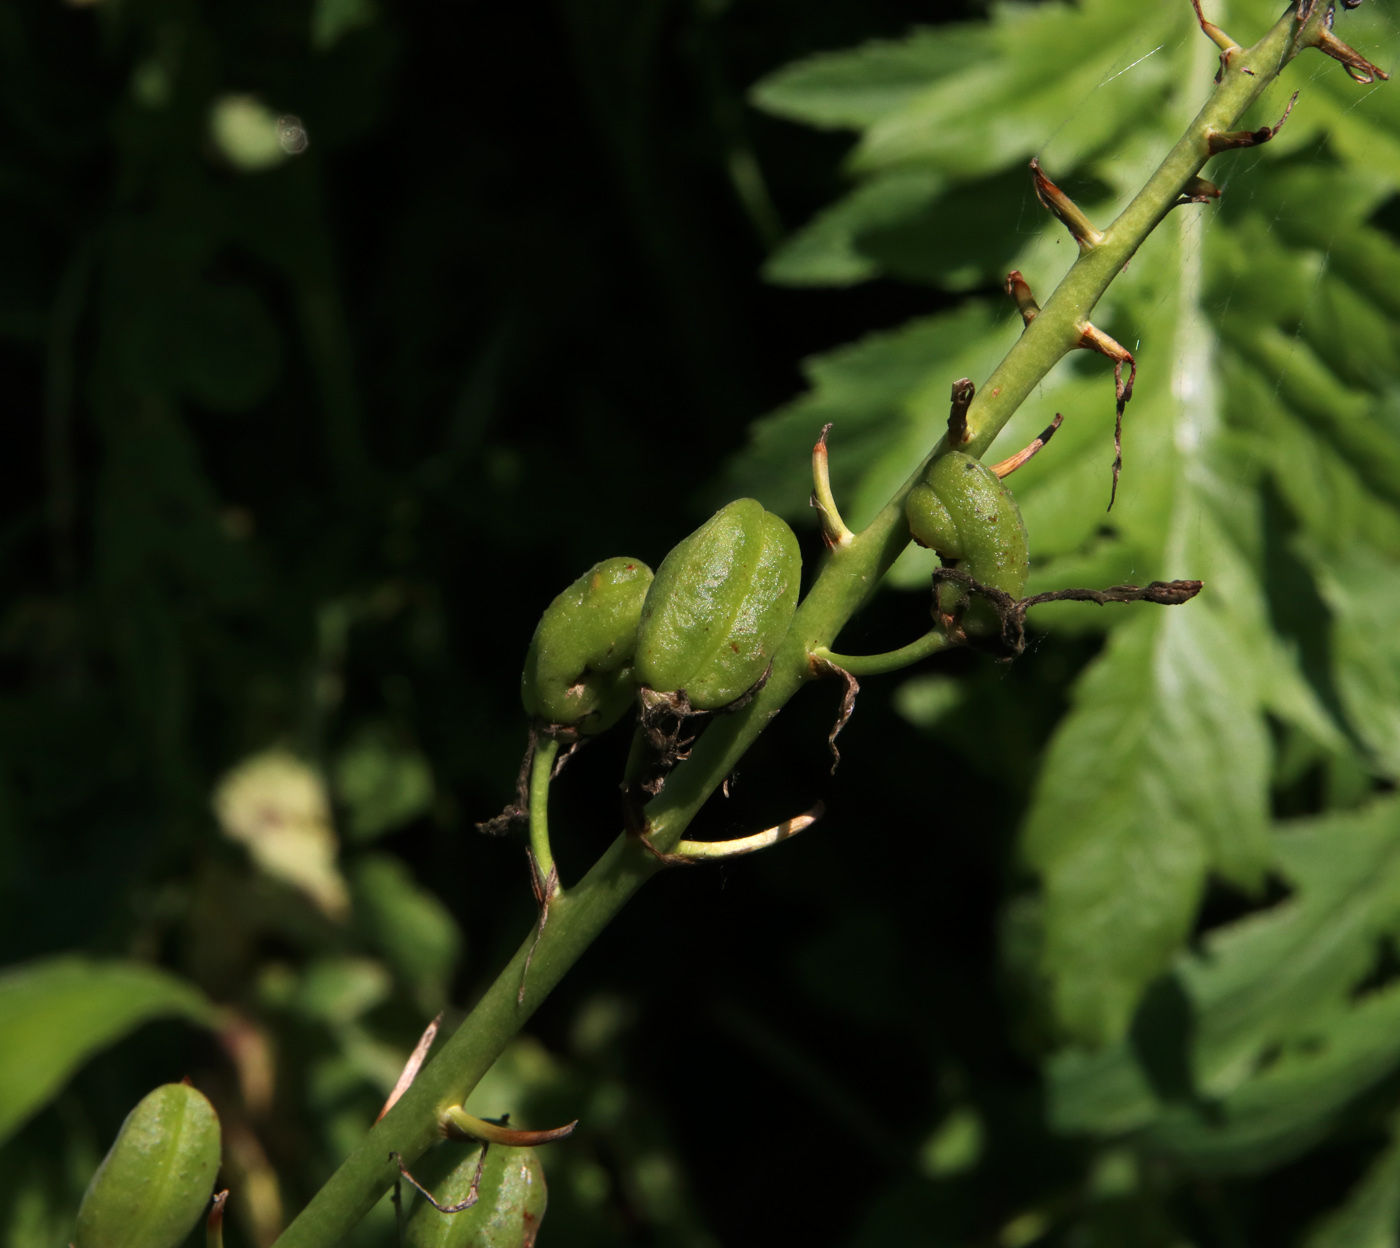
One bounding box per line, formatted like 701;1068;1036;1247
273;6;1342;1243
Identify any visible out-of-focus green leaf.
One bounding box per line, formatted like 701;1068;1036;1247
294;957;392;1028
1144;981;1400;1174
214;751;350;920
208;95;296;173
1304;542;1400;778
351;854;460;1010
750;26;994;132
1052;798;1400;1165
334;726;435;842
892;673;963;730
312;0;376;51
0;957;215;1147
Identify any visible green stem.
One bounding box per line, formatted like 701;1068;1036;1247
273;10;1322;1244
811;631;950;677
529;736;560;885
961;7;1311;462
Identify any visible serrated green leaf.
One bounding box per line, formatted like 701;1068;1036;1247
750;26;993;132
1023;562;1272;1045
732;0;1400;1050
0;957;215;1147
1052;798;1400;1157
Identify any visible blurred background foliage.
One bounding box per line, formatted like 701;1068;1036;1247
7;0;1400;1244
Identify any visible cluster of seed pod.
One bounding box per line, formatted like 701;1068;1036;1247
519;497;802;737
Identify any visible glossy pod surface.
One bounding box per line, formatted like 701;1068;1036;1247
906;452;1028;634
634;499;801;710
521;557;653;733
404;1144;547;1248
74;1082;221;1248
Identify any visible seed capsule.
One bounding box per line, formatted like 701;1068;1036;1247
634;499;801;711
74;1082;222;1248
404;1144;548;1248
521;557;653;734
907;452;1029;635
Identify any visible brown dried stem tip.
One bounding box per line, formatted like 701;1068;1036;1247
1207;91;1298;154
441;1105;578;1147
932;565;1205;659
811;654;860;772
1077;323;1136;509
1030;158;1103;250
636;802;823;865
1176;175;1221;207
1190;0;1239;52
811;423;855;547
1309;7;1389;83
1002;270;1134;506
991;413;1064;479
376;1014;442;1123
207;1190;229;1248
947;378;976;446
1005;270;1040;326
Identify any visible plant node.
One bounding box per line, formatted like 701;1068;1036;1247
946;378;976;446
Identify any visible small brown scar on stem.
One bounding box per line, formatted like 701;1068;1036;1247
947;378;975;446
1005;270;1039;327
518;851;559;1005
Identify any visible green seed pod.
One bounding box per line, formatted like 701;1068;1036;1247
405;1144;548;1248
74;1082;222;1248
634;499;801;711
906;452;1028;635
521;557;653;733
